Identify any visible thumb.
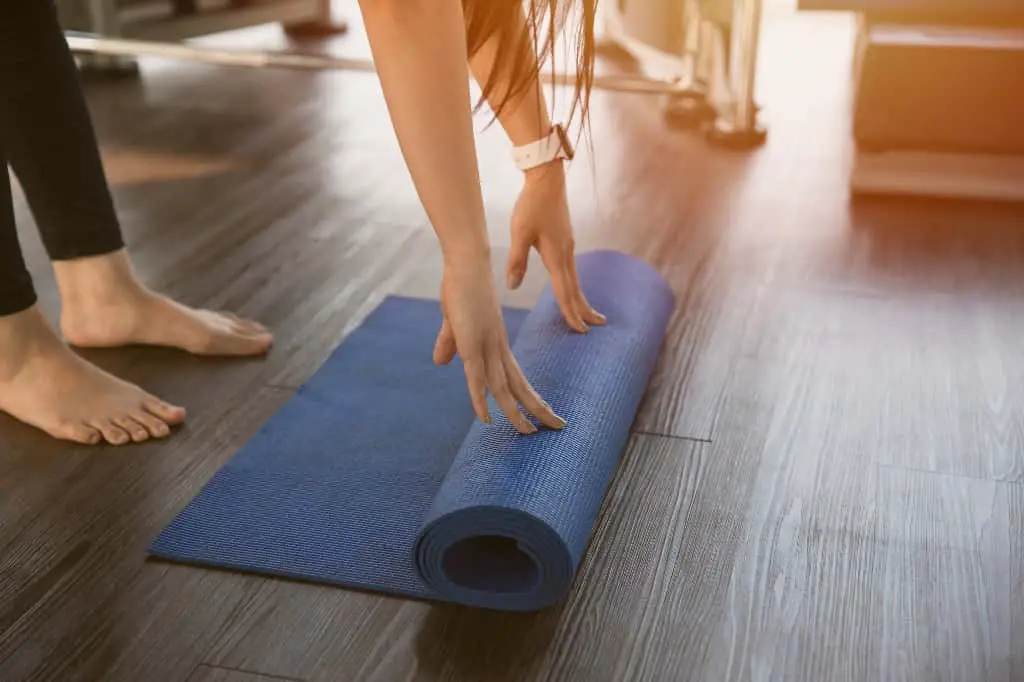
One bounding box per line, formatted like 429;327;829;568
432;318;457;365
506;232;531;290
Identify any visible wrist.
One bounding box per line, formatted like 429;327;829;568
511;123;573;173
523;158;565;182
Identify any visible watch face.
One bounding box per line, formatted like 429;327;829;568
554;124;576;160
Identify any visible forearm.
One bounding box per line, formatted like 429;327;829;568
359;0;490;264
468;7;554;151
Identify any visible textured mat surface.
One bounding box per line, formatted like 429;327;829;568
150;251;675;611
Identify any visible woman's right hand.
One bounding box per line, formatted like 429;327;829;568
432;258;566;434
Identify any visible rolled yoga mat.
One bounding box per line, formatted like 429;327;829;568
150;250;675;611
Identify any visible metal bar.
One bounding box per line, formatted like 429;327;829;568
728;0;764;130
63;31;695;96
65;31;370;70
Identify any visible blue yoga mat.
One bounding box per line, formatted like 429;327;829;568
150;251;674;611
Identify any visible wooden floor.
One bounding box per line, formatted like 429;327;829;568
3;6;1024;682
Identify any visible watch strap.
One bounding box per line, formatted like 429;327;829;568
511;124;574;171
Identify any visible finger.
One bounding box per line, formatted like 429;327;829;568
463;356;491;424
542;250;588;333
506;234;531;290
432;318;457;365
503;351;566;430
567;256;606;326
486;349;537;434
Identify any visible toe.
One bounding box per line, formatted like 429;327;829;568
237;332;274;353
114;416;151;443
92;419;131;445
216;327;274;356
54;421;103;445
132;410;172;438
219;311;270;335
143;396;186;425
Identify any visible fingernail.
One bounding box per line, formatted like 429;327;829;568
594;311;607;324
482;414;491;424
507;271;523;289
554;414;567;429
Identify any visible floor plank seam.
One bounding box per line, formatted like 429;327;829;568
878;462;1023;486
193;663;307;682
630;429;711;445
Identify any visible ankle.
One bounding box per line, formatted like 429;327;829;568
53;250;143;306
0;306;63;381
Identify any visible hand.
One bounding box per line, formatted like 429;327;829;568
432;257;566;434
506;162;606;333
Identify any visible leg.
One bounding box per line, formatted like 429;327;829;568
0;168;41;320
0;2;273;358
0;158;185;445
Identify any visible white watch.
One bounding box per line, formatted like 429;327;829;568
511;124;575;171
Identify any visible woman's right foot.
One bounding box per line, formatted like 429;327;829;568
0;306;186;445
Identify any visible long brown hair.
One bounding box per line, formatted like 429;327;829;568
462;0;597;143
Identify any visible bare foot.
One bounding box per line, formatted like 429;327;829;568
0;307;186;445
56;251;273;356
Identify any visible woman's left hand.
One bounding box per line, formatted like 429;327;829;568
505;162;606;333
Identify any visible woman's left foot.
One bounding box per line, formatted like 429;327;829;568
55;250;273;357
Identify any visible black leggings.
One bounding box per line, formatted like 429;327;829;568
0;2;125;316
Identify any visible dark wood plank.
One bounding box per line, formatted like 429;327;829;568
775;197;1024;300
692;287;885;682
1010;485;1024;681
694;281;1020;682
0;388;292;682
747;287;1024;482
632;273;762;441
875;469;1012;682
700;466;1013;682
